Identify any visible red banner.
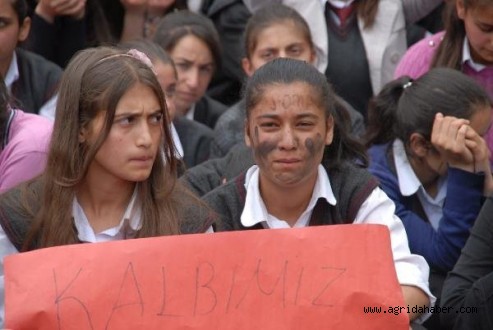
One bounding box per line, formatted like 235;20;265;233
5;224;408;329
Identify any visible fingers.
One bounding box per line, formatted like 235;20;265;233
49;0;86;17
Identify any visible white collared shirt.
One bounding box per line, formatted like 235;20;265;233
393;139;446;231
4;52;58;120
185;104;196;121
462;37;487;72
241;165;337;229
72;188;142;242
170;122;184;159
241;164;435;324
0;189;143;326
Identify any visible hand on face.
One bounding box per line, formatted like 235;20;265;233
37;0;87;20
431;113;488;173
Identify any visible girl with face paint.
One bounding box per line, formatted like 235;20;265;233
366;67;492;328
202;58;434;324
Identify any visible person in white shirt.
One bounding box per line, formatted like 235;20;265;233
201;57;435;325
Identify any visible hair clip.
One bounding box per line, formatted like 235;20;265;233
96;49;157;75
127;49;154;72
402;81;413;89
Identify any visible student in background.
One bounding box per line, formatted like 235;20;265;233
0;79;52;193
395;0;493;165
153;10;227;129
366;68;492;329
210;4;364;159
0;0;61;117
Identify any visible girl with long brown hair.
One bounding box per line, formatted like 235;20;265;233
0;46;210;325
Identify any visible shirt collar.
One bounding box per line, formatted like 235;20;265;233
4;52;19;91
462;37;486;71
170;122;184;158
320;0;355;8
240;164;337;228
72;187;142;242
392;139;422;196
185;103;196;120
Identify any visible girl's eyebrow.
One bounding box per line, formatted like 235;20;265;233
255;113;320;119
114;109;162;119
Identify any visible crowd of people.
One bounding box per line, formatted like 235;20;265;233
1;0;493;329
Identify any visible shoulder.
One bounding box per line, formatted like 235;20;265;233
325;162;379;220
174;116;213;139
16;48;63;78
394;31;445;79
367;143;398;180
197;96;228;114
7;110;53;152
0;179;42;251
214;99;246;129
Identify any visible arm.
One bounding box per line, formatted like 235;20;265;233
354;187;434;323
374;166;484;272
440;197;493;328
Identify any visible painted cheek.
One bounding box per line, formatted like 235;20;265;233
252;126;279;161
304;133;324;158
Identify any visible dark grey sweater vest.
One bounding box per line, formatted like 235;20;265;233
203;162;379;231
0;179;212;251
10;48;62;114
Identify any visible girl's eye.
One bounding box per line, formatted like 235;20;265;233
260;52;274;60
150;113;164;123
260;122;278;128
298;121;314;127
117;117;134;126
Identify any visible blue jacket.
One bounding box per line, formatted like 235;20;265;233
368;143;484;272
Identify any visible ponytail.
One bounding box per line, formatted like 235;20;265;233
364;76;412;148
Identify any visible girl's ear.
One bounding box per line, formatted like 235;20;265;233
456;0;466;20
242;57;255;77
18;17;31;43
309;47;317;66
325;115;334;145
79;126;88;144
244;118;253;147
408;133;429;158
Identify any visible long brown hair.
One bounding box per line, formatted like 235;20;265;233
431;0;491;69
23;46;184;249
357;0;380;29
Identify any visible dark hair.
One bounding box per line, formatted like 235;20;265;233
243;4;314;59
244;57;368;169
0;80;10;145
22;46;184;249
10;0;29;23
356;0;380;28
119;39;176;68
431;0;491;69
153;10;221;69
365;67;491;147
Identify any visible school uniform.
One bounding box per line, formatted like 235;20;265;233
185;95;228;129
5;49;61;118
202;161;435;324
0;181;212;327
